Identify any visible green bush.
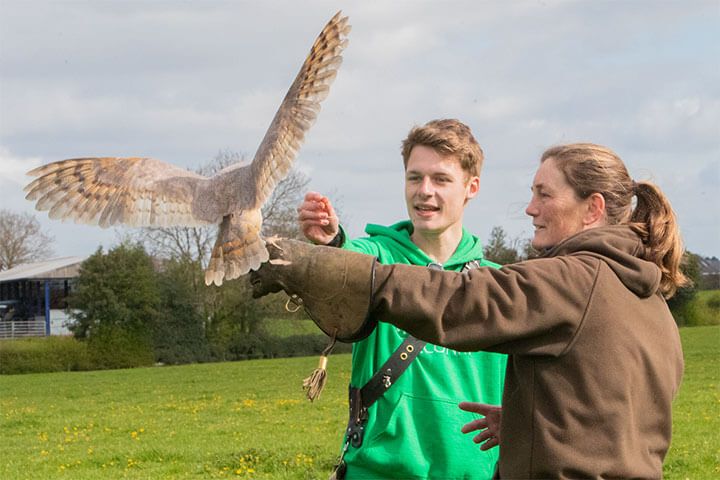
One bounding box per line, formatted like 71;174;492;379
0;336;90;374
227;332;269;360
667;252;701;325
225;331;352;361
86;326;155;370
0;331;156;375
153;258;212;365
681;290;720;327
0;318;351;374
708;295;720;310
152;306;211;365
260;317;325;338
272;334;352;358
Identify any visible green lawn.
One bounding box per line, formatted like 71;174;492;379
259;317;324;338
1;325;718;479
664;325;720;478
0;355;352;479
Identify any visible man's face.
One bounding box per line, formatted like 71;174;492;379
404;145;479;235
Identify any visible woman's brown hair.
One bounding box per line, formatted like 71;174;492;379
541;143;688;298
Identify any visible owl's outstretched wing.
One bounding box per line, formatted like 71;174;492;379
26;12;350;233
24;157;217;228
247;11;350;209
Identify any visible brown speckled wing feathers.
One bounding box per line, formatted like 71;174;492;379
249;11;350;208
24;157;213;228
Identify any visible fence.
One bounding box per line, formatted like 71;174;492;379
0;319;47;339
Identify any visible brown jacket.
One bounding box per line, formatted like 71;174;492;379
371;225;684;479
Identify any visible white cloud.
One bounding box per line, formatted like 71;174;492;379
0;146;42;185
1;0;718;256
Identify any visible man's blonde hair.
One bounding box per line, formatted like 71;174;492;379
401;119;483;178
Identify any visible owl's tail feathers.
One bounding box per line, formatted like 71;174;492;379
205;231;269;286
205;249;225;287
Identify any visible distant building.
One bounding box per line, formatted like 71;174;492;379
0;256;85;339
699;256;720;290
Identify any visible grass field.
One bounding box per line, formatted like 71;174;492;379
1;325;718;479
663;325;720;478
260;318;323;338
0;355;352;479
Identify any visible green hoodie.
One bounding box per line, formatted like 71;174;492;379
340;221;507;479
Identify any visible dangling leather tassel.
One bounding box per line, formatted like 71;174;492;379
303;330;337;402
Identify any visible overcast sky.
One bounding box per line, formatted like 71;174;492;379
1;0;718;260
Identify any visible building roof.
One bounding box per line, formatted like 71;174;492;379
699;256;720;276
0;256;87;282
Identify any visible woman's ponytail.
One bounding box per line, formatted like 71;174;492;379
542;143;689;299
629;181;689;298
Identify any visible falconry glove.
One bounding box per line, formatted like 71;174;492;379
250;239;378;343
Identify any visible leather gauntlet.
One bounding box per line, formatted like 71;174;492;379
250;239;378;342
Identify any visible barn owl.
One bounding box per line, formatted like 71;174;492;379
24;12;350;286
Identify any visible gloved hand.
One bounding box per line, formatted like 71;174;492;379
249;239;295;298
249;238;378;342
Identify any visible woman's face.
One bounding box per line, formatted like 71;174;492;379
525;158;589;250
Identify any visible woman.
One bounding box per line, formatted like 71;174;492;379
251;143;686;478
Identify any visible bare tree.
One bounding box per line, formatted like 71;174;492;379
484;226;535;265
140;224;216;267
261;165;310;239
0;210;54;270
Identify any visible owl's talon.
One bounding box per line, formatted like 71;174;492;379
266;235;284;251
269;258;291;266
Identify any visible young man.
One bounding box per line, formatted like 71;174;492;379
298;119;507;479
